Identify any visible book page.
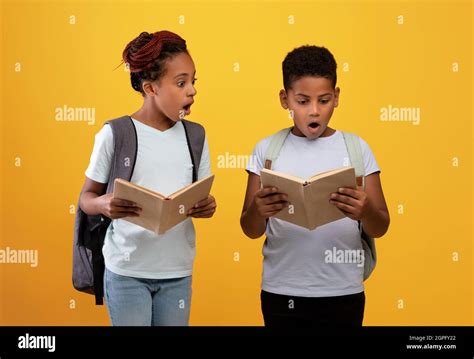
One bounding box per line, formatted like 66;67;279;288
260;169;308;228
308;166;355;182
304;167;357;228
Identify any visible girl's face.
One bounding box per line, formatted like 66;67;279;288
279;76;340;139
145;52;197;121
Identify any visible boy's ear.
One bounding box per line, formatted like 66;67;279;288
334;87;340;107
279;89;289;109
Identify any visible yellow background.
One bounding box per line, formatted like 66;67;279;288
0;0;472;325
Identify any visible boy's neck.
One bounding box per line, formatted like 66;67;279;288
319;127;336;137
131;105;176;132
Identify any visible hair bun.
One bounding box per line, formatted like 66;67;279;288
122;30;186;73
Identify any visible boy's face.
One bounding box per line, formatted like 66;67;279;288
143;52;197;121
279;76;340;139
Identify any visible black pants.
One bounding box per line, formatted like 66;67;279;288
261;290;365;328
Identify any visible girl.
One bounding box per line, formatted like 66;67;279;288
79;31;216;326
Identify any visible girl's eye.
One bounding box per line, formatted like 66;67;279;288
297;100;307;105
192;78;197;85
177;81;185;87
320;99;329;104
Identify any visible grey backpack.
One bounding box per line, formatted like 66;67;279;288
72;116;205;304
264;127;377;280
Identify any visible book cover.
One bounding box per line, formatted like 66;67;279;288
113;174;215;234
260;167;356;230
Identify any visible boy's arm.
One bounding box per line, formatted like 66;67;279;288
330;172;390;238
240;172;289;239
360;172;390;238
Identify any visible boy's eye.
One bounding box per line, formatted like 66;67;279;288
320;99;329;104
177;81;185;87
192;78;197;85
297;100;307;105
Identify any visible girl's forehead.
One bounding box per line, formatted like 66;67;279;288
165;53;195;76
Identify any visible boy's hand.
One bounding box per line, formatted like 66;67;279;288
251;187;289;219
188;195;217;218
99;193;142;219
329;186;373;221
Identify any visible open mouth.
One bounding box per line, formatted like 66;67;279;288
181;103;193;117
308;122;320;129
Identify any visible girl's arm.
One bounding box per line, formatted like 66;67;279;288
79;177;141;219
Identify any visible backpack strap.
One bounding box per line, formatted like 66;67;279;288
264;127;292;169
89;116;137;305
182;119;205;182
105;116;138;193
341;132;365;189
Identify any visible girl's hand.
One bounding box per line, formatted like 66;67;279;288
329;186;373;221
99;193;142;219
188;195;217;218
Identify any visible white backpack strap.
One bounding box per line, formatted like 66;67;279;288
342;131;365;189
264;127;292;169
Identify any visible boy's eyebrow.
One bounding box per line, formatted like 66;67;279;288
174;71;196;79
294;92;333;98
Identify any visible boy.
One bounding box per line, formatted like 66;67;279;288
240;45;390;328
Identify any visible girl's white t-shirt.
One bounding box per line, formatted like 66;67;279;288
246;129;380;297
85;118;211;279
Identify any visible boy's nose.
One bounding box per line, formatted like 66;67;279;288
310;102;320;116
189;85;197;96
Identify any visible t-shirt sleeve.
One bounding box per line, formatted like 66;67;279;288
197;135;212;180
84;124;114;183
245;138;268;176
358;136;381;176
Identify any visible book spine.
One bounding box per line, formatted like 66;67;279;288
302;184;314;229
154;200;167;235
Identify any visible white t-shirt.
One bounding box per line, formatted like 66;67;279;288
85;118;211;279
246;129;380;297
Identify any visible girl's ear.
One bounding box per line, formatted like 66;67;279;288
279;89;289;109
334;87;340;108
142;81;157;97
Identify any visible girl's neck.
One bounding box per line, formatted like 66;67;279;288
131;104;175;132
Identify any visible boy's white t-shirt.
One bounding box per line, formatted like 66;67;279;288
85;118;211;279
246;129;380;297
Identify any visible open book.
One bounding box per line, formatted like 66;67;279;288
260;167;357;230
113;174;215;235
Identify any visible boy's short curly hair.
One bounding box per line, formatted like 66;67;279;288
282;45;337;90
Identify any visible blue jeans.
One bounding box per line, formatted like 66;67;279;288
104;268;192;326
